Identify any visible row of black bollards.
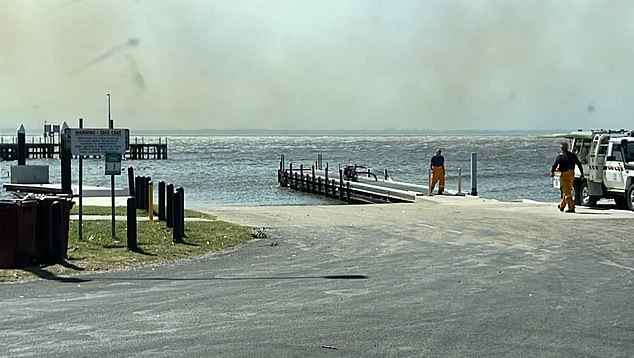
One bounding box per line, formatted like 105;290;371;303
126;167;186;249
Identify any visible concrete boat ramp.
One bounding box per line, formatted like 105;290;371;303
2;196;633;357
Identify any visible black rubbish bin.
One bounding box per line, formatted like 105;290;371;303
40;196;74;261
15;200;38;267
0;201;19;268
35;199;54;264
58;198;74;260
0;199;38;269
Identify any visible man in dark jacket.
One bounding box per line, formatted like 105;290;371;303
430;149;445;195
551;142;584;213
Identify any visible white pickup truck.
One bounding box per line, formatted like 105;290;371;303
551;130;634;210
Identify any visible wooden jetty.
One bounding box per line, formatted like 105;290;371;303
278;155;421;204
278;154;472;204
0;137;168;160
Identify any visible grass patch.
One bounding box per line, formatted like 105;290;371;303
0;210;251;283
71;205;216;220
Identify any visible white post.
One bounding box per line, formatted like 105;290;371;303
457;167;462;194
470;152;478;196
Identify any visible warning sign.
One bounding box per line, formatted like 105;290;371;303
66;128;129;156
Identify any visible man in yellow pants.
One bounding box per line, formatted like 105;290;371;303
430;149;445;195
551;142;584;213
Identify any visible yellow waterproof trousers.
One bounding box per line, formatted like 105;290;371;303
559;170;575;210
431;166;445;193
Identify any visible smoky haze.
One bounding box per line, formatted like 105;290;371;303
2;0;634;133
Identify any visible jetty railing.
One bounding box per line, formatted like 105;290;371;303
0;135;168;160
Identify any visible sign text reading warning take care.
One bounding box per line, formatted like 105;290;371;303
66;128;130;156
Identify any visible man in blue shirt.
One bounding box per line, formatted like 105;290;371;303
551;142;584;213
430;149;445;195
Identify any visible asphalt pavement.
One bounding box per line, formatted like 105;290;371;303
1;195;633;357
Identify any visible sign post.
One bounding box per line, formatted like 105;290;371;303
66;126;129;239
108;94;115;239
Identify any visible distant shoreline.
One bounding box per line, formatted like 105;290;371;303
0;127;568;137
103;128;567;137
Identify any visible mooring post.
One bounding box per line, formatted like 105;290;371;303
339;169;344;201
470;152;478;196
385;169;388;180
346;182;351;203
60;122;72;195
158;181;166;221
278;155;283;184
17;124;26;165
289;163;294;189
166;183;174;228
311;165;316;193
331;179;336;198
127;197;137;249
300;165;304;191
324;164;329;197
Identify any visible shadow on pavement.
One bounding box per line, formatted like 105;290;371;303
95;274;368;281
24;263;92;283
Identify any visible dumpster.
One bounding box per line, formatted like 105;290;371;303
0;201;19;268
0;199;38;268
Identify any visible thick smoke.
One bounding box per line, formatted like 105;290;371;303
1;0;634;132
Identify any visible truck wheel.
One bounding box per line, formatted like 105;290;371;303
627;184;634;211
579;181;598;207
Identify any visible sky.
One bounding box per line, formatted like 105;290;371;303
2;0;634;133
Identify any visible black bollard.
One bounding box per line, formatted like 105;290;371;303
145;176;152;211
176;187;185;237
173;191;183;243
51;201;63;262
158;181;166;221
134;176;141;209
166;183;174;228
139;176;146;211
128;167;135;199
127;197;137;249
137;176;145;210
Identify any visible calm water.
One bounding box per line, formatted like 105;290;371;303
0;135;562;206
